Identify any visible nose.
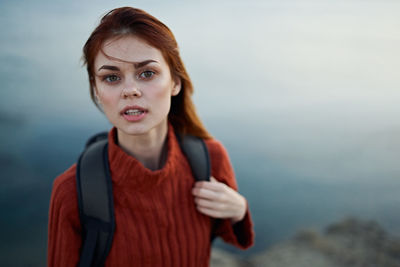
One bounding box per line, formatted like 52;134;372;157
122;84;142;98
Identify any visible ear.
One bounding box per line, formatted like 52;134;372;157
171;77;181;96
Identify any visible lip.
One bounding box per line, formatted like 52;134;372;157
120;105;148;122
120;105;148;115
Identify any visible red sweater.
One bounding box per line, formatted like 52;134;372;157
48;126;254;266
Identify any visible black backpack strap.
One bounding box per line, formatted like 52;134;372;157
85;132;109;147
177;134;211;182
177;134;221;241
76;136;115;267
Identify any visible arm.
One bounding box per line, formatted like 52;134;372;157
191;139;254;249
48;166;82;267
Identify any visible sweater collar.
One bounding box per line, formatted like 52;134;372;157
107;123;181;190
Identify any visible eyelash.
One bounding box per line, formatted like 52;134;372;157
101;70;156;84
102;74;120;83
139;70;155;79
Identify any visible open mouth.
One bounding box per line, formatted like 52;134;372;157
121;106;148;121
124;109;145;116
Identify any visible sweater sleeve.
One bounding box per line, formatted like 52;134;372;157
48;164;82;267
205;139;255;249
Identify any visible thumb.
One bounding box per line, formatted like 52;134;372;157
210;176;218;183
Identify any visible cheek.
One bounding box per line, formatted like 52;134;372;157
147;79;174;102
95;80;119;102
156;87;172;100
99;92;114;104
97;90;121;113
147;85;173;117
96;84;118;102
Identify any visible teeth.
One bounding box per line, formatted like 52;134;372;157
125;109;144;116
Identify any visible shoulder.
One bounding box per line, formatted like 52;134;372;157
50;164;78;214
48;164;81;254
204;138;237;189
204;138;230;161
52;164;77;195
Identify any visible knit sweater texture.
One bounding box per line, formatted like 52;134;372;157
48;125;254;266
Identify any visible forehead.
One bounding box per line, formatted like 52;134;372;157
94;35;166;68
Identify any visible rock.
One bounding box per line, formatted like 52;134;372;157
210;248;249;267
250;217;400;267
210;218;400;267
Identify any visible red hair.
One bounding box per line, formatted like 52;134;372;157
82;7;211;139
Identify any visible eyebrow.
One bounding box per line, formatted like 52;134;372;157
97;60;158;71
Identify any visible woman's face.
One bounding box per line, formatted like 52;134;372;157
93;35;181;137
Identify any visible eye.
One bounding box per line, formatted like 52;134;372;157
103;74;121;83
139;70;155;79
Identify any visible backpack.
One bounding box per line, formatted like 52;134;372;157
75;131;211;267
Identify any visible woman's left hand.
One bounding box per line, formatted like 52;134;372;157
192;176;247;224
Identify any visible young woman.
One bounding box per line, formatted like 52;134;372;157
48;7;254;266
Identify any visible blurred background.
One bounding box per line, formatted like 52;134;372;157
1;0;399;266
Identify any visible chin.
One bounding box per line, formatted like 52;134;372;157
113;116;168;138
118;124;150;136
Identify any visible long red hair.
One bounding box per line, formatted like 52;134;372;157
82;7;211;139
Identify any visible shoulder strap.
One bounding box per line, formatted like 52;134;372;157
76;133;114;267
176;133;211;182
76;132;210;266
178;134;219;242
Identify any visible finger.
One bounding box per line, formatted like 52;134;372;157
194;197;222;209
210;176;217;183
196;206;226;219
193;180;226;192
191;187;220;200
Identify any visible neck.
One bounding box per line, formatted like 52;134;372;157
116;122;169;171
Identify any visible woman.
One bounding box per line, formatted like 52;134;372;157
48;6;254;267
